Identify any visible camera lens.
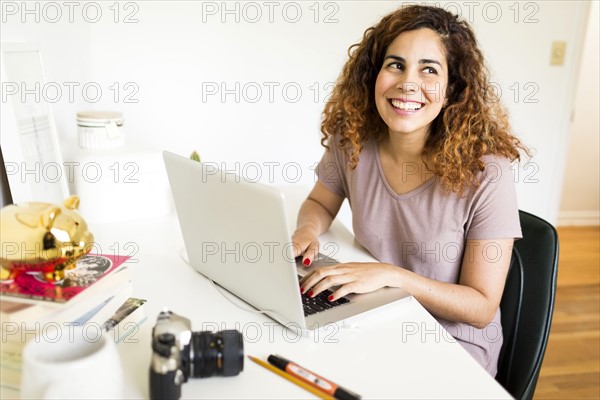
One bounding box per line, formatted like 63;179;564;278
190;330;244;378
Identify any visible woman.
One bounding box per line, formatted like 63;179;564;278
292;5;529;376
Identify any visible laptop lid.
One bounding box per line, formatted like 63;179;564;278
163;151;307;328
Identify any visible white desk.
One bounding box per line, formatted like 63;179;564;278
2;193;511;399
92;209;510;399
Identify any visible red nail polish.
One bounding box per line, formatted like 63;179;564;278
328;295;334;302
300;287;305;294
303;258;310;266
308;290;314;297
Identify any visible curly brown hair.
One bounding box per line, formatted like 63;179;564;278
321;4;529;194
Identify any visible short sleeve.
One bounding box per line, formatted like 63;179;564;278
466;156;523;240
315;141;348;198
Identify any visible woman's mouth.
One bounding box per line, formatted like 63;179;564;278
390;99;423;111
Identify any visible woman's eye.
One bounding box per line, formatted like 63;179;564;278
388;62;404;71
423;66;438;74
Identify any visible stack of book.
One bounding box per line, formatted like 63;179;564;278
0;254;147;391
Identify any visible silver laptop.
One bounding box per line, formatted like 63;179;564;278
163;151;411;331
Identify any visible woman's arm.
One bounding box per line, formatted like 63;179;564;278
292;182;344;265
300;238;513;329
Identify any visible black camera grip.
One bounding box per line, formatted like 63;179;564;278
149;368;182;400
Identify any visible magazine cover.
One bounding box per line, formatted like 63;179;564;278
0;254;129;304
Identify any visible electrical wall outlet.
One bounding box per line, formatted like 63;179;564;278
551;41;567;66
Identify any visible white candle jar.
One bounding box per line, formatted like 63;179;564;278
77;111;125;149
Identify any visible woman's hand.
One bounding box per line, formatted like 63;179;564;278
291;228;320;267
292;182;344;267
299;262;400;301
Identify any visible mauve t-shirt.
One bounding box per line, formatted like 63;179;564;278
316;138;522;376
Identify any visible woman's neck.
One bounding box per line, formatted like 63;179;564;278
380;130;428;164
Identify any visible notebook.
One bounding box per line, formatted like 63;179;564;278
163;151;411;331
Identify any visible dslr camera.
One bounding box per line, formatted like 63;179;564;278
149;310;244;399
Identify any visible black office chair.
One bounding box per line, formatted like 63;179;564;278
0;146;13;208
496;210;559;399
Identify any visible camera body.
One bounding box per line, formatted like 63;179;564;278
149;310;244;400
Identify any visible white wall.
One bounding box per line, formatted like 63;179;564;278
559;0;599;226
1;1;592;225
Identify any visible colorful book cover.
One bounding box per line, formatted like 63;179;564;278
0;254;129;304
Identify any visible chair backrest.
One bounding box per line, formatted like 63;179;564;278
496;210;559;399
0;146;13;208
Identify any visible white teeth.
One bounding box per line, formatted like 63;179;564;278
391;99;422;110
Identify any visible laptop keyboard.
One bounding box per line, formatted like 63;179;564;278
296;254;349;317
301;288;350;316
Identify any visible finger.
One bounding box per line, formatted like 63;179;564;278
300;267;337;295
301;240;320;267
298;271;314;294
328;285;354;302
291;240;304;258
307;270;352;298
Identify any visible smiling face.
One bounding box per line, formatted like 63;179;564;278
375;28;449;142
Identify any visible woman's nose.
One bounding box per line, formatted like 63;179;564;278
396;71;419;93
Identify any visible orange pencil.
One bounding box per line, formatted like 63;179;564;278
248;355;334;400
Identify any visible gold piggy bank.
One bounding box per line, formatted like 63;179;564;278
0;195;94;282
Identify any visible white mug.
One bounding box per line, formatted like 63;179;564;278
20;327;123;399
